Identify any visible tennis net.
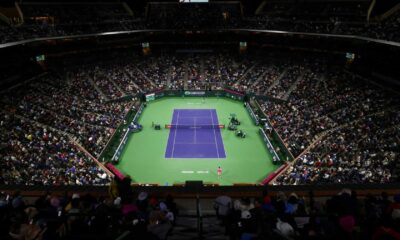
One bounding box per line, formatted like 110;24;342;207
165;124;225;129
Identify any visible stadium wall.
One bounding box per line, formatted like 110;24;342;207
144;89;245;101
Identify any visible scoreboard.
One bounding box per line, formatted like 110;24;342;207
179;0;209;2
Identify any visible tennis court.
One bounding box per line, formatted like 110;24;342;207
165;109;226;158
116;97;278;185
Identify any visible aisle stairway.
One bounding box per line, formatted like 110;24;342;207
88;76;108;101
169;215;228;240
184;58;189;89
124;70;143;92
265;68;288;94
281;72;305;100
109;77;127;96
234;63;258;86
251;66;270;88
133;66;157;89
167;197;228;240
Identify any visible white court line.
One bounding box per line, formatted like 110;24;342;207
175;125;219;128
181;170;209;174
171;111;180;158
187;102;202;105
174;142;215;144
210;109;220;159
177;116;211;119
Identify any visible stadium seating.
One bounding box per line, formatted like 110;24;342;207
0;113;110;186
0;70;136;186
247;1;400;43
146;2;242;29
1;188;400;239
0;20;20;44
275;110;399;185
1;1;400;44
0;50;398;186
0;2;144;43
0;2;400;238
258;65;399;184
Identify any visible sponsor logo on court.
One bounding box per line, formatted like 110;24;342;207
184;91;206;96
181;170;209;174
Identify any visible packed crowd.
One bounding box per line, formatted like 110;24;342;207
0;181;178;240
1;187;400;240
267;65;304;99
275;111;400;185
0;2;144;44
243;0;370;33
1;51;399;186
136;55;173;90
2;71;136;154
123;62;158;93
353;10;400;42
146;2;242;29
169;56;186;90
203;54;223;87
244;0;400;43
1;1;399;45
0;112;110;186
0;49;197;186
214;189;400;240
261;67;398;153
185;53;258;91
134;53;257;91
232;59;271;94
0;21;19;44
256;60;399;184
186;54;202;90
223;56;255;91
0;64;140;185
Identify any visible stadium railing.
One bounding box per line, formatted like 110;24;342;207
73;141;115;178
144;89;245;101
245;102;259;125
253;98;295;161
259;128;281;165
97;101;143;163
98;102;138;161
111;103;145;163
2;29;400;50
1;183;400;199
245;100;286;168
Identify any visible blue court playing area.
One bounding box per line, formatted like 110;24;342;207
165;109;226;159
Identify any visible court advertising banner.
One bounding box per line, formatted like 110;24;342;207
144;90;244;101
253;99;295;161
145;93;155;102
245;102;259;125
184;91;206;96
223;89;245;101
112;104;145;162
259;128;281;165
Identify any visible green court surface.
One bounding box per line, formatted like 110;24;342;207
116;97;278;186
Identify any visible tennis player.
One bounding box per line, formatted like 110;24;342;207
217;166;222;178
